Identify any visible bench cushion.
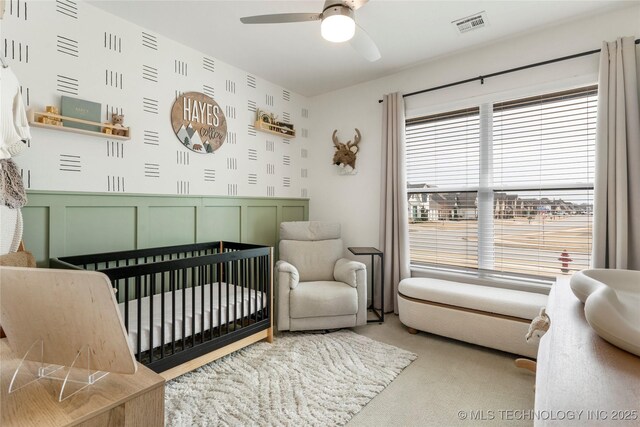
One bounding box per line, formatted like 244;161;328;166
399;278;547;320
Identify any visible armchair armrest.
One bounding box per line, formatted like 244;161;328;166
333;258;365;288
276;260;300;289
276;260;300;332
334;258;367;326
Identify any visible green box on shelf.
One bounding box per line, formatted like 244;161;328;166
61;96;102;132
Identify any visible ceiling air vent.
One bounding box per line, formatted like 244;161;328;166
452;11;488;34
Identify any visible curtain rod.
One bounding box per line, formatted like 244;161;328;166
377;38;640;103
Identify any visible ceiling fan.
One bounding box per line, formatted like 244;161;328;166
240;0;381;62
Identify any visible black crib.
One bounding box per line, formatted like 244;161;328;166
51;241;272;373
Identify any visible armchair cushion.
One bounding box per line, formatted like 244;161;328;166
290;281;358;319
333;258;366;288
279;238;343;282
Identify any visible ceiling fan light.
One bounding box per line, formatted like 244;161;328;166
321;11;355;43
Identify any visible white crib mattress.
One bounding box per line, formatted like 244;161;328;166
119;283;266;353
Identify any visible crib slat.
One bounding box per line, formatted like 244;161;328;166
149;273;155;362
246;258;251;324
161;271;165;359
136;275;142;362
182;268;186;351
171;269;176;355
209;262;214;341
241;258;245;327
248;258;252;327
234;260;239;329
191;267;196;347
124;279;129;332
200;265;205;343
218;263;222;338
226;261;230;335
248;258;261;324
254;259;262;322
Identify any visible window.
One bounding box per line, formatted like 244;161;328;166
406;86;597;282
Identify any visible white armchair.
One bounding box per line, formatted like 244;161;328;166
276;221;367;331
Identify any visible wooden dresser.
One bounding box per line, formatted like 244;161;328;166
535;277;640;426
0;339;165;427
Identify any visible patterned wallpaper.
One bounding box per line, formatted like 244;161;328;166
2;0;310;198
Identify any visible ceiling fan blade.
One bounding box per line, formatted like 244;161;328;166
349;24;381;62
240;13;321;24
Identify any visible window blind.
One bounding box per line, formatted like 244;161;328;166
491;86;597;278
406;108;480;270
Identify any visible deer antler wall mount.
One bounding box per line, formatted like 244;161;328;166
332;128;361;174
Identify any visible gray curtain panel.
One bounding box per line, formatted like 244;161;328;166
379;93;410;313
593;36;640;270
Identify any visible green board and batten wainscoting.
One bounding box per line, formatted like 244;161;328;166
23;191;309;266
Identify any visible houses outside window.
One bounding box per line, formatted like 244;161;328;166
405;86;597;282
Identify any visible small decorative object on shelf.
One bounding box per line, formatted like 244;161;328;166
255;109;295;138
38;106;63;126
43;106;62;125
61;96;102;132
27;109;131;140
110;113;127;136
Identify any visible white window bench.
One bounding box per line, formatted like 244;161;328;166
398;278;547;358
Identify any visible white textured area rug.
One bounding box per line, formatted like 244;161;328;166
165;330;417;426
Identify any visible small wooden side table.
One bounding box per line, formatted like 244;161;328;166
348;247;384;323
0;338;165;427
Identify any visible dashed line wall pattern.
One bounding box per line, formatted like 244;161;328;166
56;35;78;57
204;169;215;182
7;0;29;20
203;57;215;72
56;0;77;19
202;84;214;98
141;31;157;50
144;163;160;178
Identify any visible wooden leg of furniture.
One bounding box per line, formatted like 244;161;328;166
266;326;274;343
407;327;418;335
514;358;537;373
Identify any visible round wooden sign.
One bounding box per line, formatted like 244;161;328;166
171;92;227;154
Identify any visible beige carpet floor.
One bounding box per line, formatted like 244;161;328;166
349;314;536;427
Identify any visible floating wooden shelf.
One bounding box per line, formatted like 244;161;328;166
254;120;296;138
27;110;131;141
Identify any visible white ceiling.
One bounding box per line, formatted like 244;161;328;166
90;0;632;97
